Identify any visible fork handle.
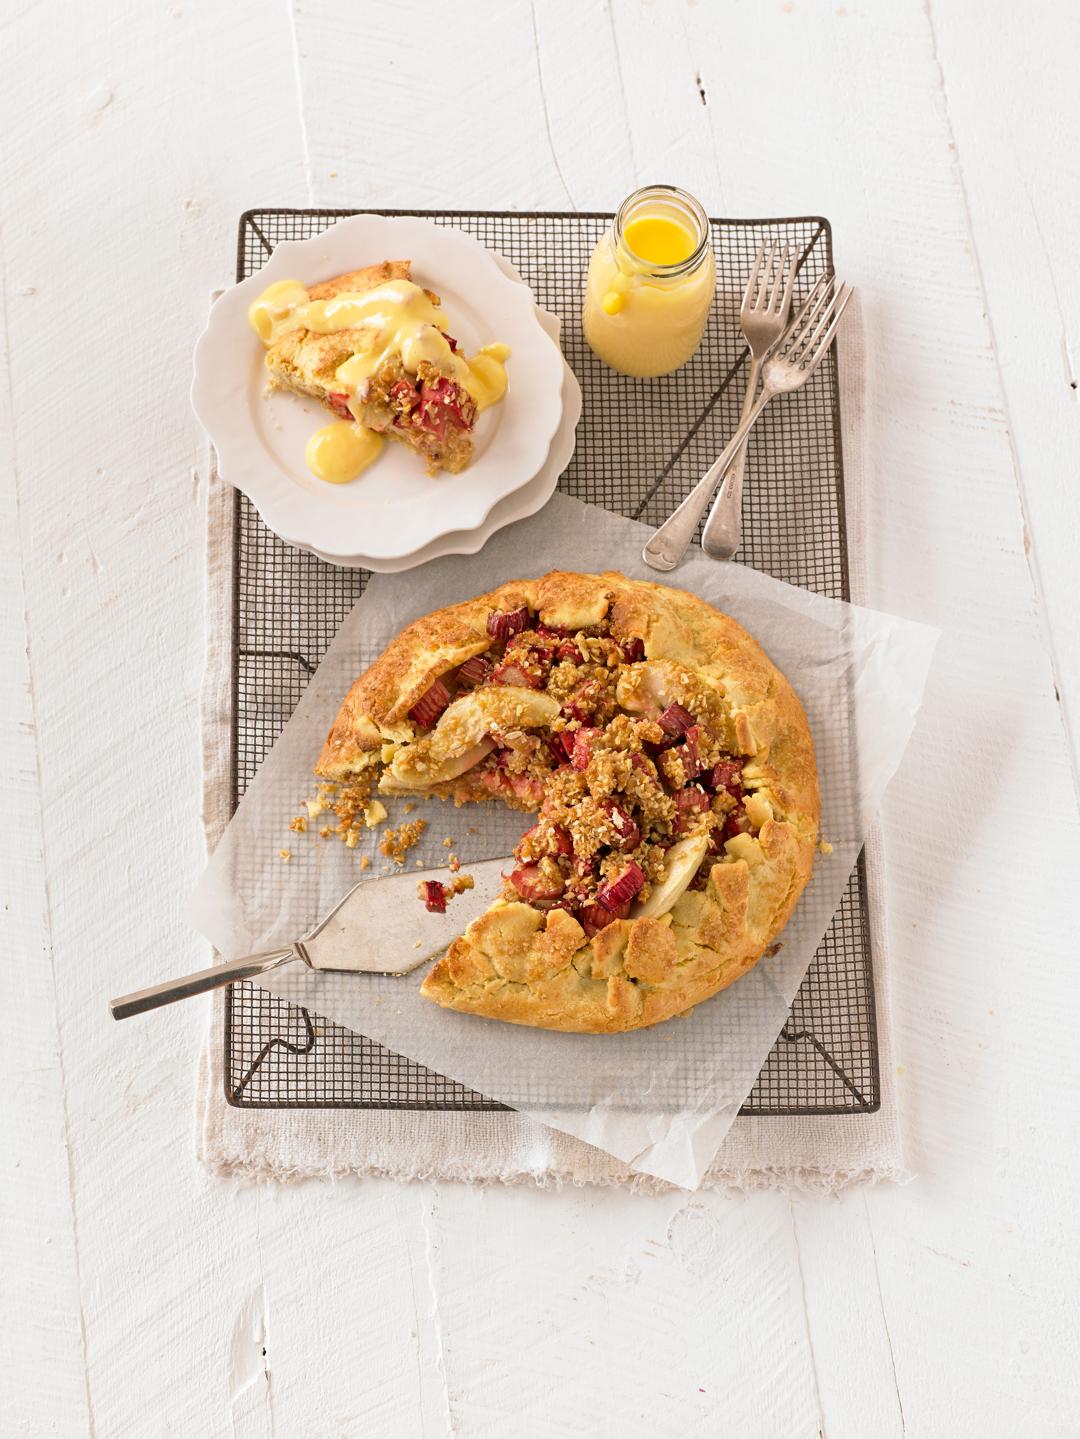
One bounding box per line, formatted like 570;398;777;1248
108;946;301;1020
642;386;772;572
701;355;763;561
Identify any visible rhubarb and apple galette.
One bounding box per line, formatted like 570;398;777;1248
316;571;820;1034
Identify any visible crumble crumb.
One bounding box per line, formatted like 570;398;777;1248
289;815;308;834
818;839;833;855
380;817;428;864
405;802;416;813
359;855;371;871
448;854;460;872
416;872;475;911
364;799;388;828
443;836;453;848
319;826;333;839
278;849;291;862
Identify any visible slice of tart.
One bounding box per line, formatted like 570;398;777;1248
251;260;481;475
314;572;820;1035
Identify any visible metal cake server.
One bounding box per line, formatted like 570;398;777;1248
109;857;509;1020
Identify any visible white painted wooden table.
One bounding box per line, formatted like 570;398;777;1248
4;2;1079;1434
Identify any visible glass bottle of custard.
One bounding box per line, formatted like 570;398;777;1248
583;185;715;377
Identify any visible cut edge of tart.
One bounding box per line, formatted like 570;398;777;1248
315;571;820;1034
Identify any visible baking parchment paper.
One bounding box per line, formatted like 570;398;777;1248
187;493;938;1190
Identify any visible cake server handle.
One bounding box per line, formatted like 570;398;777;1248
109;946;302;1020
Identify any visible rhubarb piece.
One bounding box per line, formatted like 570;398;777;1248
457;655;493;688
619;636;646;663
390;378;419;412
722;808;751;842
708;758;743;798
596;861;645;910
408;677;453;729
680;724;704;780
546;736;570;769
600;799;641;852
327;391;352;419
415;376;474;439
580;897;632;938
487;606;530;642
657;702;695;739
492;660;539;688
509;859;566;902
421;880;447;913
570;727;598;771
673;785;711;833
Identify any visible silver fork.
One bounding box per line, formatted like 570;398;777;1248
642;274;854;572
701;241;795;561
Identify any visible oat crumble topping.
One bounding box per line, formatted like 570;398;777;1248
337;607;768;936
379;818;428;864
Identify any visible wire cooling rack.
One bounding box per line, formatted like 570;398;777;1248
224;208;880;1117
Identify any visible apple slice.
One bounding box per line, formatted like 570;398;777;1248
381;685;560;793
632;833;710;920
380;738;496;793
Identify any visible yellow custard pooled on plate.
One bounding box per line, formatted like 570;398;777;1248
583;185;715;378
305;420;384;484
248;267;509;483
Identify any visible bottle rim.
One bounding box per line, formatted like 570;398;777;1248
614;185;712;278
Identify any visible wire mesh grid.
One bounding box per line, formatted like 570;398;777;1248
224;207;879;1116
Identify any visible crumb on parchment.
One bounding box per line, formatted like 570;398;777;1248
289;815;308;834
379;818;428;865
278;849;291;862
359;855;371;871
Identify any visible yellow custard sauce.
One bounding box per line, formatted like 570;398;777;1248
248;276;509;484
583;186;715;377
305;420;384;484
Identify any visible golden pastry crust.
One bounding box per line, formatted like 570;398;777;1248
265;260;415;401
316;571;820;1033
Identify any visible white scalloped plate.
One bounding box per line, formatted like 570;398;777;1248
192;215;566;560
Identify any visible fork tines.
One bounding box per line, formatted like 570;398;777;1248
780;275;854;368
744;239;795;317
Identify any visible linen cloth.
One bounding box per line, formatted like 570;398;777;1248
195;302;908;1191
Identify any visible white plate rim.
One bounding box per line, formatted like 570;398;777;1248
192;214;566;559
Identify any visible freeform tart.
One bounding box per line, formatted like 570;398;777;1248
250;260;507;477
316;572;820;1034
